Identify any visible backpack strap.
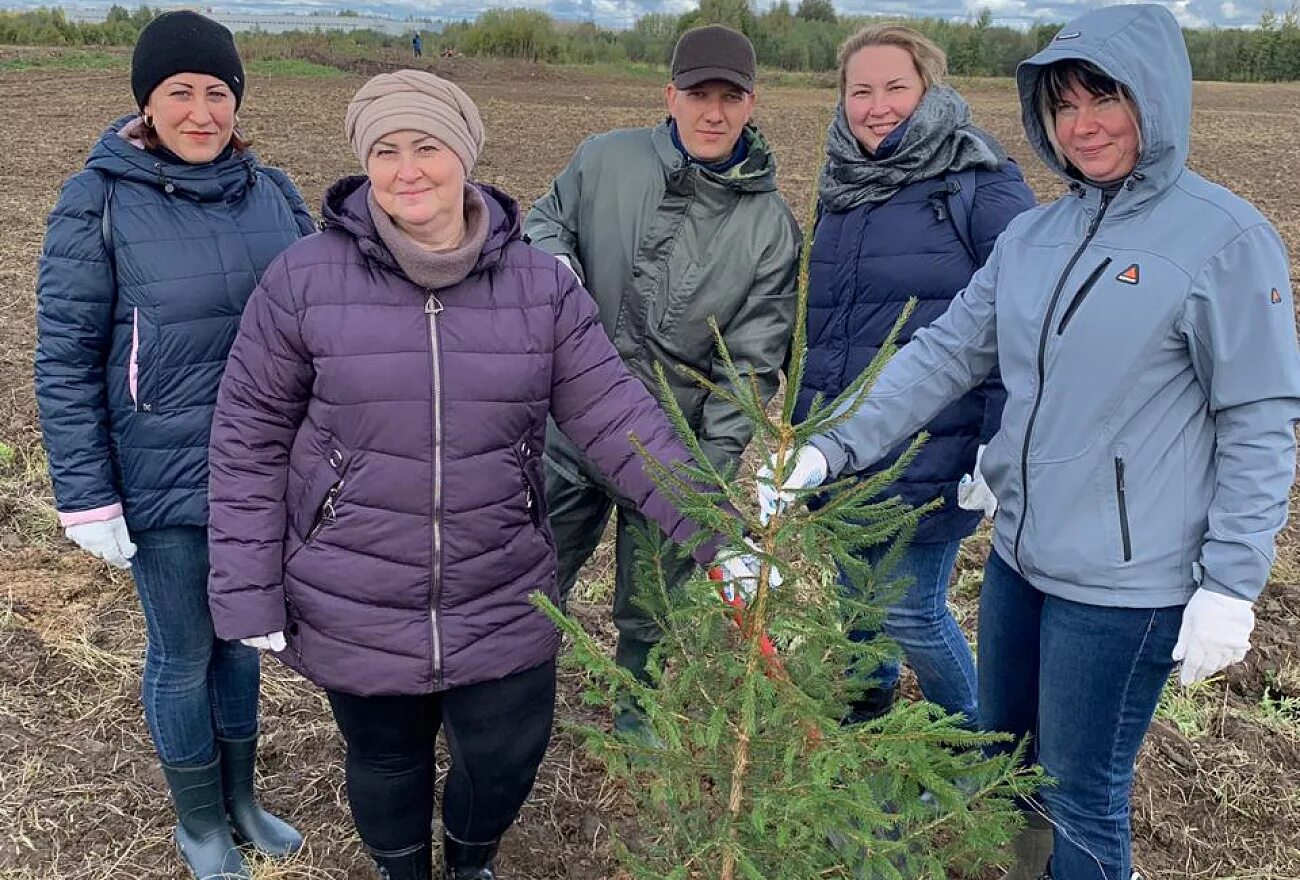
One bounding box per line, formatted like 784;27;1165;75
941;170;980;265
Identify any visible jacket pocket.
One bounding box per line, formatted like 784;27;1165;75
1114;454;1133;563
513;437;551;540
130;307;159;412
297;440;353;544
1057;258;1112;335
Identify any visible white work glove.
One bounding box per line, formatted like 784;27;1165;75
715;538;783;604
1172;588;1255;686
240;632;287;652
957;444;998;518
65;516;137;570
756;445;829;525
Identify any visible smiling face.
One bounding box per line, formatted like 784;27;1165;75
367;129;466;246
842;44;925;153
664;80;755;162
142;73;236;163
1052;77;1141;183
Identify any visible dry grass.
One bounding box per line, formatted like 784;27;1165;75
0;51;1298;880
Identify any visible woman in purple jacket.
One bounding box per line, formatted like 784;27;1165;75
205;71;758;880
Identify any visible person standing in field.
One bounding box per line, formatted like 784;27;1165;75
524;24;800;735
759;5;1300;879
204;69;768;880
413;32;424;58
33;11;315;880
788;24;1035;726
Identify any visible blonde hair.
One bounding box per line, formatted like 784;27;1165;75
837;25;948;95
1035;58;1142;170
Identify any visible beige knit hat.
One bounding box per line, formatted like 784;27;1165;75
345;69;485;172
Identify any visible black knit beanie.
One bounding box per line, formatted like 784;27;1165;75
131;11;245;110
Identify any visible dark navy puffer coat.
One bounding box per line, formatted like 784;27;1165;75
795;164;1036;542
207;177;711;696
35;115;315;533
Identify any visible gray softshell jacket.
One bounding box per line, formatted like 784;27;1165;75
810;3;1300;607
524;122;800;470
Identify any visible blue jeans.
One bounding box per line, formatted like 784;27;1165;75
131;526;260;766
979;550;1181;880
840;539;977;724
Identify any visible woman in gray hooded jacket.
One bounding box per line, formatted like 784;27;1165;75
759;5;1300;880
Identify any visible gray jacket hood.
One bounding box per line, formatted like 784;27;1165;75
1017;3;1191;209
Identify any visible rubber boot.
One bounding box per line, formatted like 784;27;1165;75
1001;813;1053;880
844;684;898;726
161;758;251;880
612;635;662;747
441;831;500;880
370;841;434;880
218;735;304;857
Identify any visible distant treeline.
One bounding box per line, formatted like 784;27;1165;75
4;2;1300;82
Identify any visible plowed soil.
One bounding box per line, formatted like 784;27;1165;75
1;49;1298;880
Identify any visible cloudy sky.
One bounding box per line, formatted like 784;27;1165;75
50;0;1270;31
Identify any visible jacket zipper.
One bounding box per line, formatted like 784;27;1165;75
1114;456;1133;562
305;480;344;542
1056;257;1112;335
1013;192;1113;572
426;293;445;689
514;439;539;526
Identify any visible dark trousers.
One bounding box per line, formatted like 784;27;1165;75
326;660;555;852
543;422;696;680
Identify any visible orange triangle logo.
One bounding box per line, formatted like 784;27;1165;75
1116;264;1140;285
1271;288;1283;304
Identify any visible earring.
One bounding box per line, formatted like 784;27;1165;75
142;113;153;128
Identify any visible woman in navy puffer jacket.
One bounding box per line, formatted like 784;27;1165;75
206;71;757;880
33;12;314;880
796;25;1035;726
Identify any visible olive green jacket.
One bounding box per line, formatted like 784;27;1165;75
525;121;799;469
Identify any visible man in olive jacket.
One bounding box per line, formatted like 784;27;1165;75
525;25;799;719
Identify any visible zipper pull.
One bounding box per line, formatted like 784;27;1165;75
322;480;344;522
425;294;444;315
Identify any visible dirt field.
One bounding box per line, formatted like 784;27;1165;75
1;49;1298;880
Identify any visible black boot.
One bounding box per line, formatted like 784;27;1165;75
370;841;434;880
161;759;250;880
442;831;500;879
218;735;304;857
844;684;898;726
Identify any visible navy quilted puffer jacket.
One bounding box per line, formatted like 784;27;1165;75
207;177;712;696
796;164;1035;542
35;115;315;532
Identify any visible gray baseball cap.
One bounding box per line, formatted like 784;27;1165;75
670;25;756;93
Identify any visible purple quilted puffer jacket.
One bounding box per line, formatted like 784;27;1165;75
207;176;712;696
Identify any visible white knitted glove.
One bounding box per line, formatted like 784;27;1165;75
715;538;783;604
957;444;998;518
1172;589;1254;686
756;445;829;525
240;632;287;652
65;516;136;570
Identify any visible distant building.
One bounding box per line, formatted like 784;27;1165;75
61;6;439;36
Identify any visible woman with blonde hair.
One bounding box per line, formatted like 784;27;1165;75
783;23;1033;727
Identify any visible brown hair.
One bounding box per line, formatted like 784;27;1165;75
837;24;948;95
138;116;251;155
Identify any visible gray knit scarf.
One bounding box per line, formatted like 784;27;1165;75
818;84;1007;212
367;183;489;290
